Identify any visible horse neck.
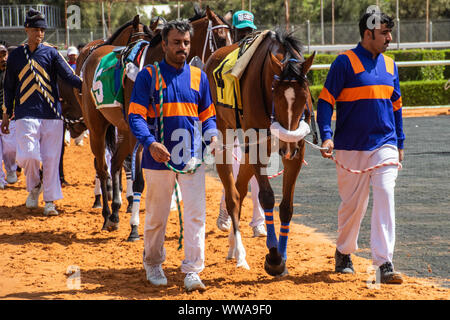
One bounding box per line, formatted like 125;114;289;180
189;17;209;60
251;38;276;123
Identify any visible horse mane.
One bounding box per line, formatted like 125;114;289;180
271;29;307;85
104;19;153;45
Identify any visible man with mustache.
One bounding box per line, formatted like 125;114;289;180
128;19;218;292
317;11;405;284
0;43;19;189
1;9;82;216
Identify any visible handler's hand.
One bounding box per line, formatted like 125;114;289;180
149;142;171;163
320;139;334;159
398;149;404;162
1;113;10;134
209;136;218;156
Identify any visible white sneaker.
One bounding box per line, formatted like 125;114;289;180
0;181;5;190
252;224;267;237
6;171;17;184
26;185;43;209
144;263;167;286
184;272;206;292
43;202;59;216
216;204;231;232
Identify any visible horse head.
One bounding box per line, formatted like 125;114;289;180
265;31;315;160
189;6;232;63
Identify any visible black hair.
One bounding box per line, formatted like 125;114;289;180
359;11;394;39
161;19;193;43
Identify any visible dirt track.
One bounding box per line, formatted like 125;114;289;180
0;117;448;300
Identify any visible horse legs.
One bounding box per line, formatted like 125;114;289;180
91;143;111;230
216;161;249;269
252;163;286;276
277;144;305;266
127;145;144;242
104;129;129;231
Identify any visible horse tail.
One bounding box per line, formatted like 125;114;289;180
105;124;116;154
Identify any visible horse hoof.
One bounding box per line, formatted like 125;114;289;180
127;234;140;242
92;195;101;208
263;248;286;277
126;225;140;242
237;260;250;270
126;196;133;213
105;219;119;232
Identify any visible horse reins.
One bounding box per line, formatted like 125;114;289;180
201;19;230;63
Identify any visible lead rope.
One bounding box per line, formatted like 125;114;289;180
304;140;402;173
155;62;203;250
23;46;83;124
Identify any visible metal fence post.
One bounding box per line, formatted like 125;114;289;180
397;18;400;49
430;21;433;42
307;20;310;54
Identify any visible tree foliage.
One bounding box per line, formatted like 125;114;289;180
1;0;449;30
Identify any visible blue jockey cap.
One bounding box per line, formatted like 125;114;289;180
24;8;48;29
232;10;257;30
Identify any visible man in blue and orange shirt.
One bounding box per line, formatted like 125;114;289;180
128;19;217;292
317;11;405;284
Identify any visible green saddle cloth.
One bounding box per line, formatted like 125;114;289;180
92;51;124;109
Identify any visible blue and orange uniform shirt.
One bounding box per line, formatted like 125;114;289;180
128;59;217;171
317;43;405;151
3;43;82;119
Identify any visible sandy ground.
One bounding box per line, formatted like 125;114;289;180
0;108;449;300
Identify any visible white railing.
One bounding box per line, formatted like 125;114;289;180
307;41;450;53
310;60;450;70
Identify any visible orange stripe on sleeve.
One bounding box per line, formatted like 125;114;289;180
198;104;216;122
392;96;402;111
337;85;394;102
318;87;336;107
190;65;201;92
383;54;395;75
128;102;148;118
341;50;365;74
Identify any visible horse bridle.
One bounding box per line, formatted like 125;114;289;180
269;57;319;144
201;19;231;63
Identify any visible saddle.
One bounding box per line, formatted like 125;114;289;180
212;31;271;128
91;40;149;110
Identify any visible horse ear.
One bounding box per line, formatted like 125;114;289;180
270;53;283;75
302;51;316;75
224;10;233;24
205;6;214;20
150;17;159;31
132;15;140;30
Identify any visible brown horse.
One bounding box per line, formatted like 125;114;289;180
114;6;231;238
75;15;156;79
79;17;154;241
204;30;315;275
80;7;231;241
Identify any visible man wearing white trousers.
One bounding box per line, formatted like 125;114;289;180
1;9;82;215
317;11;405;284
0;44;18;189
128;20;217;292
